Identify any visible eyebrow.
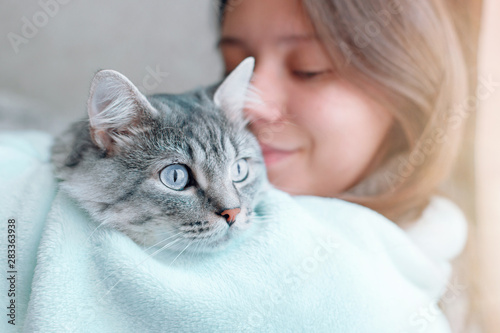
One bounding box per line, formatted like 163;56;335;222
217;34;317;48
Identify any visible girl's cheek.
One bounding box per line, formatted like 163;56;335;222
291;89;343;135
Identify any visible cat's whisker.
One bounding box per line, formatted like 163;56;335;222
250;216;276;224
143;231;184;255
251;216;273;221
167;240;193;268
96;237;183;303
252;212;277;217
249;211;275;218
250;219;273;225
141;236;185;262
187;239;204;261
256;216;276;221
95;232;182;290
84;222;108;244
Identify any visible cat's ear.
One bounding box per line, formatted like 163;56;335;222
87;69;158;154
214;57;261;124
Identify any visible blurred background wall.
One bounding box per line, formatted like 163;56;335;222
476;0;500;331
0;0;223;132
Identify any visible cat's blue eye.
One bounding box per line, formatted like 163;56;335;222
232;159;249;183
160;164;189;190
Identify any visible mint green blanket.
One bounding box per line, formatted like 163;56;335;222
0;132;452;332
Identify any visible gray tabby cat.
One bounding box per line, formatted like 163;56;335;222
51;57;269;253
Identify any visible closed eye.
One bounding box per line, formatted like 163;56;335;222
292;70;332;79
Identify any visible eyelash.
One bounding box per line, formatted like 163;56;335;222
292;70;331;79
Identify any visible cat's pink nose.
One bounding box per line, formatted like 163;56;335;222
220;208;241;226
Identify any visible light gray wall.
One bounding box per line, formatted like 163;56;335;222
0;0;224;132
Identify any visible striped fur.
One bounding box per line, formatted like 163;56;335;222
51;68;268;253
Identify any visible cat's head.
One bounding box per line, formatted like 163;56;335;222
52;57;269;253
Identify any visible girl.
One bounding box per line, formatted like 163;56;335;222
217;0;480;331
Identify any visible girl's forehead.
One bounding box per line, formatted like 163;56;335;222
220;0;314;41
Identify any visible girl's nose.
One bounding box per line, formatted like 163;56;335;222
244;61;286;124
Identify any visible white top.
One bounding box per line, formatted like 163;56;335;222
402;196;471;332
402;196;468;278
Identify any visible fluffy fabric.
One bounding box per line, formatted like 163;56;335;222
0;131;459;333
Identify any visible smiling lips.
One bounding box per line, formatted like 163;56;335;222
259;143;298;166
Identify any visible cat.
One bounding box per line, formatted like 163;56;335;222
51;57;269;254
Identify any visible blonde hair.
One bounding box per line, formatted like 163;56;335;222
296;0;468;223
